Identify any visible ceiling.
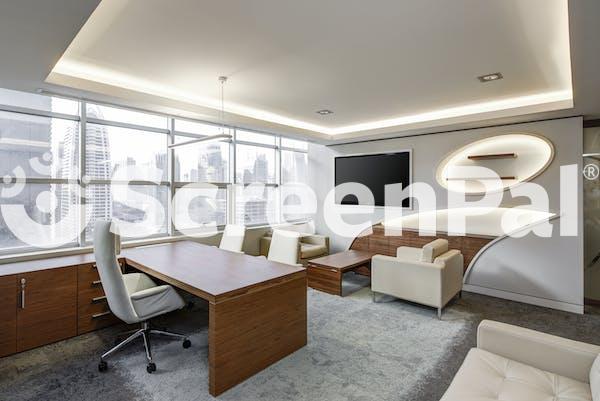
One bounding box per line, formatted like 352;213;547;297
2;1;599;143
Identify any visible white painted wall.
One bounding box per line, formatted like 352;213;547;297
308;117;583;311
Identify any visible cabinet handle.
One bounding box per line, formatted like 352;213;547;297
92;295;107;303
20;278;26;308
92;280;102;286
92;311;111;319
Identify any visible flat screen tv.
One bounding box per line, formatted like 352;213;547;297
335;151;411;207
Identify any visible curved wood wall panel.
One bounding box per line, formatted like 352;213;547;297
349;224;493;271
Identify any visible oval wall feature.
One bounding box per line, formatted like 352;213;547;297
435;133;554;194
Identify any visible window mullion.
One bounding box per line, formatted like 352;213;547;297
168;117;175;237
79;100;87;247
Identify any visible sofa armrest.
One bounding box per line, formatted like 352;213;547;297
259;236;272;257
477;320;600;383
301;234;329;249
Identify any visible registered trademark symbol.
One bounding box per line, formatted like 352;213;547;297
583;163;599;180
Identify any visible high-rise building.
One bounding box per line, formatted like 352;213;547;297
83;104;112;240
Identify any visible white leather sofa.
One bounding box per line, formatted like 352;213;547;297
260;221;329;265
371;239;463;318
441;320;600;401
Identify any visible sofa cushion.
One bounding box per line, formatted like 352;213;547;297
420;238;449;262
441;348;591;401
590;354;600;401
300;243;327;259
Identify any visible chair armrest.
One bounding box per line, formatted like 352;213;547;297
130;285;171;301
259;236;272;256
435;250;463;304
477;320;600;383
301;234;329;249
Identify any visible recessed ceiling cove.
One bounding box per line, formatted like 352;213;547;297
47;0;573;138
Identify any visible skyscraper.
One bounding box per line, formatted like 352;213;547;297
83;104;112;240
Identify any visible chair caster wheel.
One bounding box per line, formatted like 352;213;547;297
182;339;191;349
146;362;156;373
98;361;108;372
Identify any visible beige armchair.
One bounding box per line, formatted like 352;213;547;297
371;239;463;318
260;222;329;265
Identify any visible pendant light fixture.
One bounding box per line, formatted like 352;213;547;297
168;76;233;148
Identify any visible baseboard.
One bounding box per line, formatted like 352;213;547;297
463;284;584;314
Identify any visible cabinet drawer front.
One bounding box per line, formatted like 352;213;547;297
77;297;119;334
77;263;120;334
17;267;77;352
78;263;100;287
0;275;17;357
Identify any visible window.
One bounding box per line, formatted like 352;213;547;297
86;103;168;129
0;87;309;256
85;124;168;182
83;104;169;241
234;131;279;226
174;135;229;183
174;119;225;136
0;88;79;115
236;144;276;184
173;186;227;230
0;111;79;179
281;150;308;184
281;137;309;151
0;183;80;252
236;130;276;146
235;185;278;226
85;184;168;241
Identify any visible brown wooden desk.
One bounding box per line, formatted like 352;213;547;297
121;241;307;396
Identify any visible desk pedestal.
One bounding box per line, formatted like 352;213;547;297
209;274;307;396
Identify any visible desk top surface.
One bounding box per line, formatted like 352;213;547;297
121;241;305;301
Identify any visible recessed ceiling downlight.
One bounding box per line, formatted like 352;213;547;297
478;72;503;83
316;109;334;115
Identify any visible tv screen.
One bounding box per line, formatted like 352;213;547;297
335;151;411;207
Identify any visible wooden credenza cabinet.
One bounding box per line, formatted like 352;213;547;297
0;274;17;357
0;257;123;358
16;267;78;352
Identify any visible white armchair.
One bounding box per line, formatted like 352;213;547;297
371;239;463;318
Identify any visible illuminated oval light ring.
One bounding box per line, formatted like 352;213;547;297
436;133;554;195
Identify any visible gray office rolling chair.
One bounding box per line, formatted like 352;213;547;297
93;221;190;374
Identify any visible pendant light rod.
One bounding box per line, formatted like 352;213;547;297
218;76;227;135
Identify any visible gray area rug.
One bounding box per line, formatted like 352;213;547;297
2;274;600;401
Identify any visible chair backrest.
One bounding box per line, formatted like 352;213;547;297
280;220;316;235
420;238;449;263
219;224;245;252
267;230;301;265
93;221;138;324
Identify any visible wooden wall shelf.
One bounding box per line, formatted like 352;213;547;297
446;176;516;181
468;153;517;160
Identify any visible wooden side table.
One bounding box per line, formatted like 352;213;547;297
307;250;375;296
